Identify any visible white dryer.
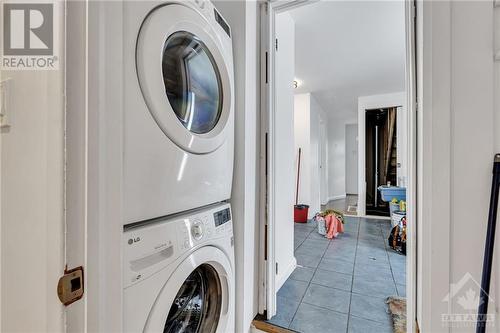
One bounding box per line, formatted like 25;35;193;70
123;203;235;333
123;0;234;224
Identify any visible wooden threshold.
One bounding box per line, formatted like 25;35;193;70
252;318;296;333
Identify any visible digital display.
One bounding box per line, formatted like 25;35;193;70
214;208;231;227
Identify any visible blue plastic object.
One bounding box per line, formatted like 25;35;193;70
377;186;406;202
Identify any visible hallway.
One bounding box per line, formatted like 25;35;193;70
268;216;406;332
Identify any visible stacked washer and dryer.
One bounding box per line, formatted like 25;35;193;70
122;1;235;332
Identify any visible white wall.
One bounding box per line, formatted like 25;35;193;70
345;124;358;195
212;2;260;332
309;94;326;215
294;93;311;212
293;93;326;217
417;1;496;331
327;115;356;201
0;72;65;333
0;18;65;333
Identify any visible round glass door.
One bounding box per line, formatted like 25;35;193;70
162;31;223;134
164;264;222;333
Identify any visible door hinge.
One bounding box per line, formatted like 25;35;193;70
276;262;278;275
0;78;12;129
265;51;269;84
275;38;278;51
264;224;268;260
57;266;84;306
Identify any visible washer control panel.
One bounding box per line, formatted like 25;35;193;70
123;203;232;288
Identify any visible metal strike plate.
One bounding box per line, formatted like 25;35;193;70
57;266;84;306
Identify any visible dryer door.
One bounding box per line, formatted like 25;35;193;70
145;246;234;333
136;4;233;154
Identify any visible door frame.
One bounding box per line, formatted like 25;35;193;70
357;92;406;217
66;1;124;331
259;2;418;332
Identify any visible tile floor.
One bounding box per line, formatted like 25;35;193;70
268;216;406;333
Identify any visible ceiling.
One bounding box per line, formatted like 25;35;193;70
288;1;406;119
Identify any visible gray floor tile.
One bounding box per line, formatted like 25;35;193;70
357;239;387;251
352;273;397;297
312;269;352;291
289;303;348;333
392;266;406;286
323;247;356;262
302;283;351;314
290;266;315;283
356;250;389;264
278;208;407;332
319;257;355;275
396;284;406;297
354;261;393;278
295;244;326;258
348;315;392;333
302;238;330;251
295;238;308;249
268;296;300;328
295;223;315;232
349;293;392;325
277;279;309;302
333;232;358;243
307;231;330;241
295;229;312;239
296;253;322;269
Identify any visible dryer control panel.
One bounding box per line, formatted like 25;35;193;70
123;203;232;288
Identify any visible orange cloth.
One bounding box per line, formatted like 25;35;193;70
324;214;344;239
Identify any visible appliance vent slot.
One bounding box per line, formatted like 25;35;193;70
214;9;231;38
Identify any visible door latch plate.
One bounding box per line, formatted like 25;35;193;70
57;266;84;306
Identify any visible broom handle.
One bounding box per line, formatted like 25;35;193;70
295;148;301;206
476;153;500;333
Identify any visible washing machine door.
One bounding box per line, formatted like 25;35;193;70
136;4;233;154
145;246;233;333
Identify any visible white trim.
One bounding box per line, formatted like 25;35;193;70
357;91;406;217
259;0;277;319
404;1;417;332
276;257;297;291
327;194;346;202
66;2;124;331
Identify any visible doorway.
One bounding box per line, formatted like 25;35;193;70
259;0;417;332
365;108;398;217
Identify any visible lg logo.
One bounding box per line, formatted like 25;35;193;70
3;3;53;56
128;237;141;245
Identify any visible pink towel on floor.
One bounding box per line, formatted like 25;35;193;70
325;214;344;239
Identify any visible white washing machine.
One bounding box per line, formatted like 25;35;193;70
123;203;235;332
123;0;234;224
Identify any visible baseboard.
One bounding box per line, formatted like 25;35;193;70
276;257;297;291
327;194;346;202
